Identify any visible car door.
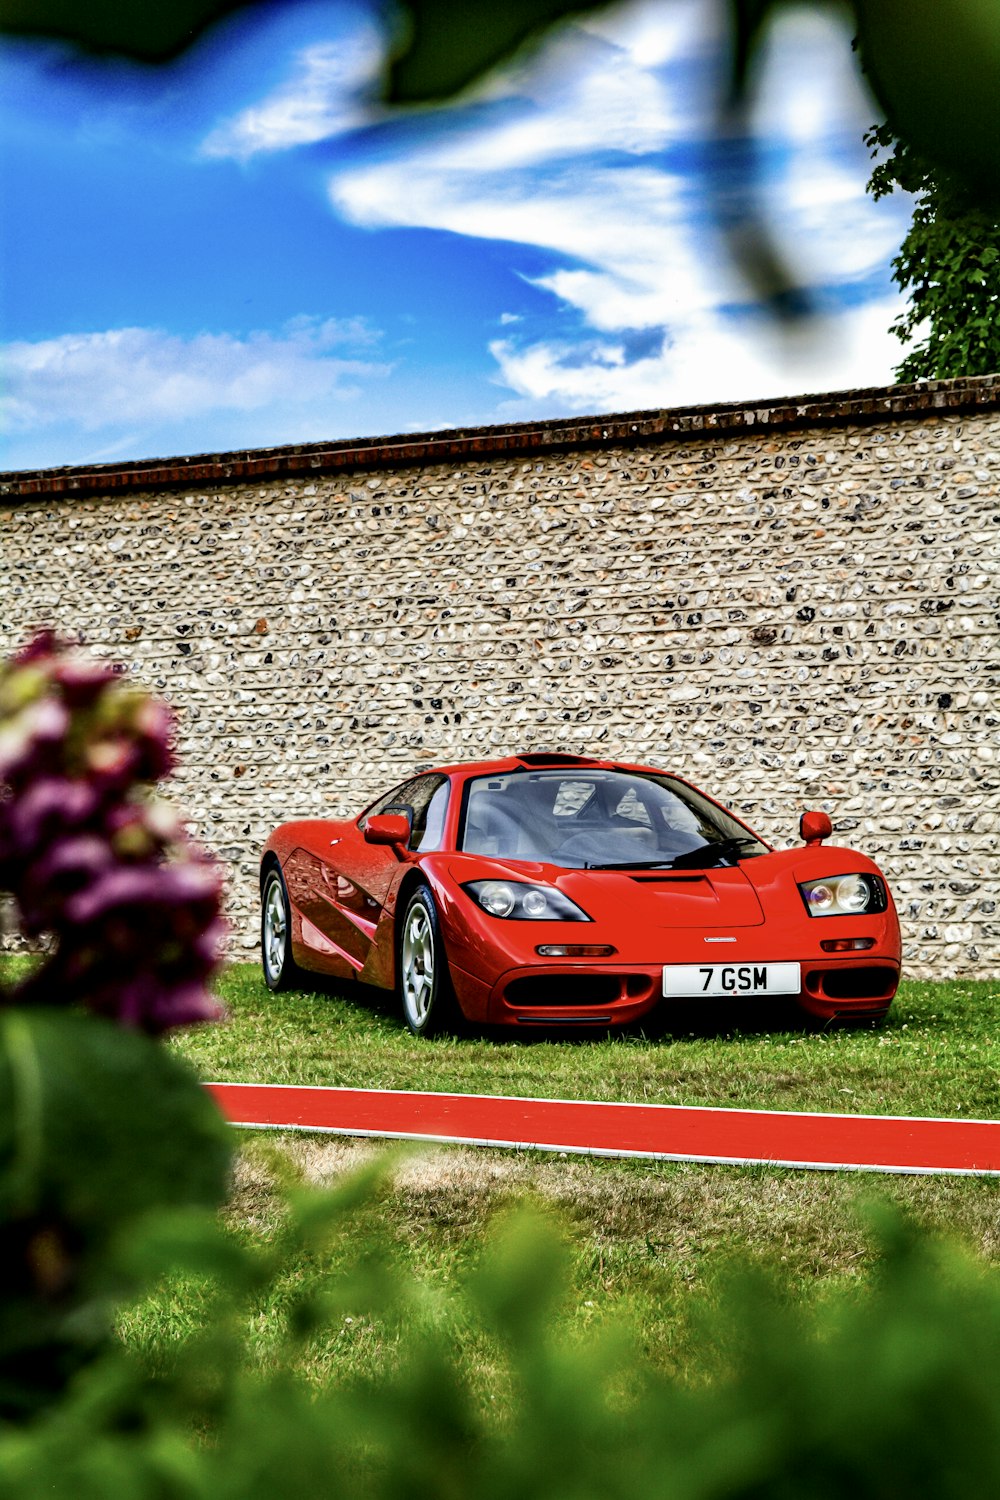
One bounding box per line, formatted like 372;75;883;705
311;774;451;972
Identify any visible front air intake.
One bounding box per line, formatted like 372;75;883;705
505;974;622;1007
807;966;898;1001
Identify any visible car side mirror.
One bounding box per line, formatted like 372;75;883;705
799;810;832;846
364;812;411;846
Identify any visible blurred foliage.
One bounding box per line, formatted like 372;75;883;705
385;0;604;105
866;121;1000;381
0;635;231;1419
0;0;271;61
1;1177;1000;1498
853;0;1000;207
0;1010;230;1420
5;1;1000;210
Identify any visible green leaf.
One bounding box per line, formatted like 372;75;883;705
466;1208;569;1345
0;1009;231;1237
866;98;1000;380
385;0;608;103
0;0;267;62
856;0;1000;201
0;1009;232;1416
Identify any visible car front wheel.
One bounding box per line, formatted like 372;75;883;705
398;887;459;1037
261;867;299;991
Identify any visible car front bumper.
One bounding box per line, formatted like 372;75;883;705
437;876;902;1028
447;953;901;1027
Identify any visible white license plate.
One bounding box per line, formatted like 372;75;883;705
662;962;801;998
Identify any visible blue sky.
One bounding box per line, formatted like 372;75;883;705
0;0;912;472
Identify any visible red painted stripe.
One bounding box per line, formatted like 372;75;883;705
206;1083;1000;1176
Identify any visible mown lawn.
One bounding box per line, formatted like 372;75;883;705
150;965;1000;1389
4;955;997;1390
176;964;1000;1120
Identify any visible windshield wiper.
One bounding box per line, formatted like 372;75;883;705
668;837;758;870
583;838;761;872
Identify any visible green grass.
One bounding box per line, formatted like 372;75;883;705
172;964;1000;1120
118;1127;1000;1394
161;964;1000;1388
4;955;998;1392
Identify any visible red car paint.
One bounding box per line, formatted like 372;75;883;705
260;754;901;1029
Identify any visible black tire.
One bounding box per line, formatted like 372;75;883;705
397;887;460;1038
261;866;299;991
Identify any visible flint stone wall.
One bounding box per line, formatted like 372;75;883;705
2;377;998;978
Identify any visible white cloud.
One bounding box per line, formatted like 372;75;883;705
0;318;390;436
201;29;383;159
489;298;904;413
325;0;909;408
580;0;714;71
436;37;678;168
751;6;875;149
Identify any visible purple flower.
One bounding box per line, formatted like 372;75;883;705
65;861;218;928
0;632;225;1036
52;658;121;709
4;778;101;850
0;698;71;781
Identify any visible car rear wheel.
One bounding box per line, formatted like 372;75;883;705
398;887;459;1037
261;867;299;991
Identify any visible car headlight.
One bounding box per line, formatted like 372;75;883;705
799;873;887;917
462;880;591;921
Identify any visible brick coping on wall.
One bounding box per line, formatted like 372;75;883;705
4;374;1000;501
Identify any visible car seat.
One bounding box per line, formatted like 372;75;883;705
464;794;546;859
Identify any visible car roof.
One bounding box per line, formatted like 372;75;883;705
426;753;668;779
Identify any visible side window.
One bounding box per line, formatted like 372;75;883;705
360;778;418;828
614;787;652;826
408;776;450;851
655;797;702;838
552;780;596;817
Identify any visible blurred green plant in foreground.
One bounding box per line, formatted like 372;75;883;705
7;2;1000;326
1;635;999;1494
0;633;231;1417
3;1176;1000;1499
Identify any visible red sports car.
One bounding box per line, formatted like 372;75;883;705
260;754;901;1035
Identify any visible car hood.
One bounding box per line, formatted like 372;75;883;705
447;857;766;928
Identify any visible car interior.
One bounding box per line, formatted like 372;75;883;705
462;773;675;865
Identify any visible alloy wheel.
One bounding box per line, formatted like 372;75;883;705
401;901;435;1028
263;876;287;983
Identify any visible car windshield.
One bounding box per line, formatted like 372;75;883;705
459;769;768;870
